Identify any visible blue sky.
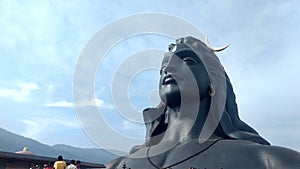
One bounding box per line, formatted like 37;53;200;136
0;0;300;153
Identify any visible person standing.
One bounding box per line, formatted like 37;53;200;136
75;161;80;169
66;160;77;169
53;155;66;169
45;162;54;169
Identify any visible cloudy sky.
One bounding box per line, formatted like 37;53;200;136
0;0;299;153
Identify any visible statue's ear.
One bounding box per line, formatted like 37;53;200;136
208;70;218;96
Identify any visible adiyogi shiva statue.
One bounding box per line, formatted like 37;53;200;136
107;36;300;169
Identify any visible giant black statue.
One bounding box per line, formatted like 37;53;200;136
107;36;300;169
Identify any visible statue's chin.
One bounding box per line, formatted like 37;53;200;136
159;84;181;107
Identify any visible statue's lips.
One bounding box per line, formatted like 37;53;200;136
163;75;176;85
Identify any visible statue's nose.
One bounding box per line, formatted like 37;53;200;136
163;63;177;74
161;60;178;75
161;52;181;75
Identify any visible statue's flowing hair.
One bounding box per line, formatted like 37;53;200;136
216;73;270;145
187;36;270;145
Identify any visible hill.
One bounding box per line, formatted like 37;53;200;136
0;127;121;163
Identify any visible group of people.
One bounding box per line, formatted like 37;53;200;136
53;155;81;169
30;155;81;169
30;163;54;169
30;163;53;169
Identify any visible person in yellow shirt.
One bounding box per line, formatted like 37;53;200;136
54;155;67;169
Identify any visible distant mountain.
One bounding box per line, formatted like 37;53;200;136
0;127;123;164
51;144;120;163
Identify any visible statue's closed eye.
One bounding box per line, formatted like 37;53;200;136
183;57;198;65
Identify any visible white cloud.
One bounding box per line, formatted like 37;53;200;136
21;117;80;140
21;119;43;139
0;82;39;102
75;98;113;108
118;120;144;132
21;119;39;127
44;98;114;109
44;101;74;108
121;120;132;130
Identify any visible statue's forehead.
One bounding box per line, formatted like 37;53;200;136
161;49;201;66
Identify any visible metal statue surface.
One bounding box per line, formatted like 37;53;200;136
107;36;300;169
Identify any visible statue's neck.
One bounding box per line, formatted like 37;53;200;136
163;96;213;143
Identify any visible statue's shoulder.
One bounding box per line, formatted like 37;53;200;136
162;139;300;169
223;139;300;157
214;139;300;168
252;142;300;168
106;140;300;169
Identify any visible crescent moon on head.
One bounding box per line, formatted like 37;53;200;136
204;35;230;52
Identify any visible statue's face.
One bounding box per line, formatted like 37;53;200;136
159;43;210;106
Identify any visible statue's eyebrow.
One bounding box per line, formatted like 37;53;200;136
175;50;200;62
